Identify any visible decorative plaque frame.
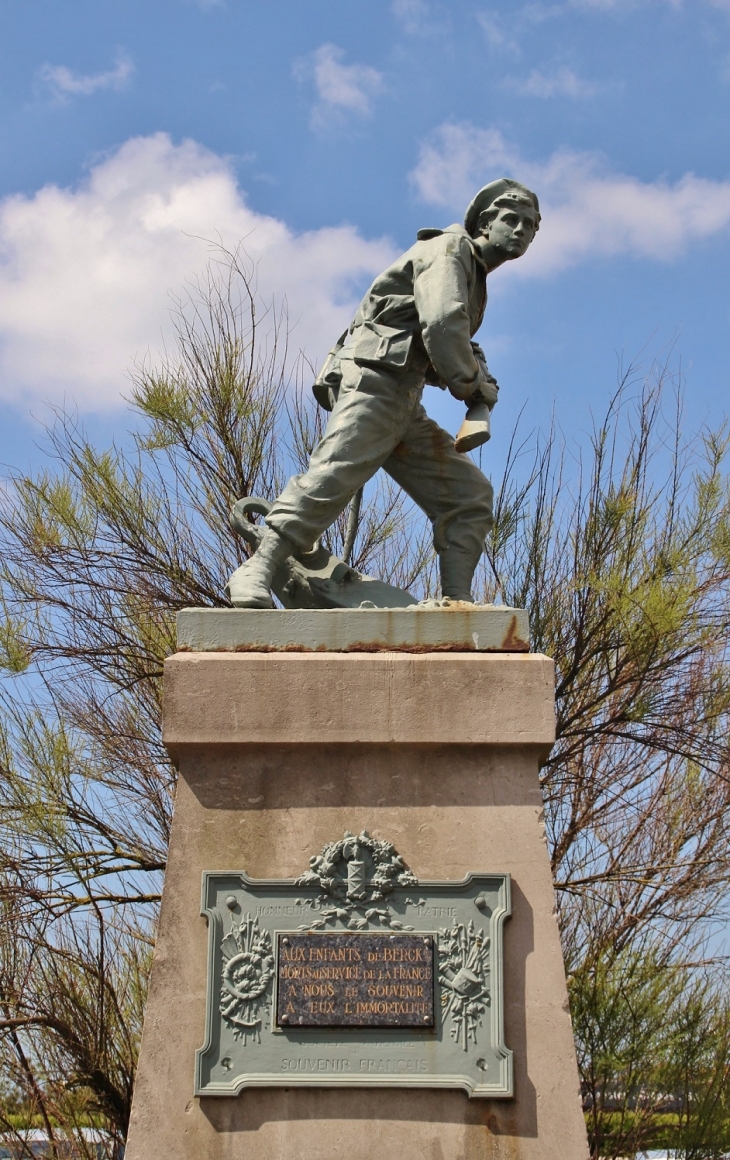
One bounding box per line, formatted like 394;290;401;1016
195;832;512;1099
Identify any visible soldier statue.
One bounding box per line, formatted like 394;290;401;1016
226;178;540;609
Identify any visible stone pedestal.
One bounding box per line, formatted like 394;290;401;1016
125;613;589;1160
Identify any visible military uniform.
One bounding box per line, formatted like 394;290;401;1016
226;178;540;607
265;224;495;579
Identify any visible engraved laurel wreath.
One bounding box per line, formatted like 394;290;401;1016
293;830;418;931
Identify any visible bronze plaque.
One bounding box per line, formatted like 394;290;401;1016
276;931;434;1028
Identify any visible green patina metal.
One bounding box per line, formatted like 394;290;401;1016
225;180;540;610
195;832;512;1098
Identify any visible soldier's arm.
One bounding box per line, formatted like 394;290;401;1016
412;237;486;400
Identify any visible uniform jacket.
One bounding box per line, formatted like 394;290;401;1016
347;224;489;398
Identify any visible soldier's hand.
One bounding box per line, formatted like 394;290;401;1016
473;373;499;410
469;342;499;408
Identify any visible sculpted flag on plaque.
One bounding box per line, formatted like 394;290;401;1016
196;832;512;1098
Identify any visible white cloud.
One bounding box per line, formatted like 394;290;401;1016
567;0;681;8
475;9;522;52
294;44;384;129
476;5;592;54
506;66;599;97
412;126;521;209
392;0;449;36
0;134;396;411
410;123;730;276
392;0;427;27
39;53;134;100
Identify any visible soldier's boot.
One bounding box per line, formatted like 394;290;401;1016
439;546;479;603
225;528;295;608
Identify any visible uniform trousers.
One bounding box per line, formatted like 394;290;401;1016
265;358;494;565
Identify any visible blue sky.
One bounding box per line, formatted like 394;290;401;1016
0;0;729;475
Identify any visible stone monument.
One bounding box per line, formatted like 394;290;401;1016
124;180;590;1159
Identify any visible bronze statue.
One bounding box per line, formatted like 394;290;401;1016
227;178;540;609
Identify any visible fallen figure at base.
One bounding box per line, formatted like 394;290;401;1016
226;178;540;610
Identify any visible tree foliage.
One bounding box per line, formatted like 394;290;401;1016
571;939;730;1158
484;379;730;959
0;256;728;1155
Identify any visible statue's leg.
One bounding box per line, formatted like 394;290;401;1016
225;523;298;608
265;361;424;550
227;361;423;606
383;402;494;602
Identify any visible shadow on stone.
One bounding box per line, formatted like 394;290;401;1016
181;744;544;814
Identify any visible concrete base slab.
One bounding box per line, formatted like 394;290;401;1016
125;650;588;1160
177;604;529;653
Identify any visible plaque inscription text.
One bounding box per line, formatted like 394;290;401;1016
276;932;434;1028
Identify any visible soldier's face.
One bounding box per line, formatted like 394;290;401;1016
483;204;538;258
